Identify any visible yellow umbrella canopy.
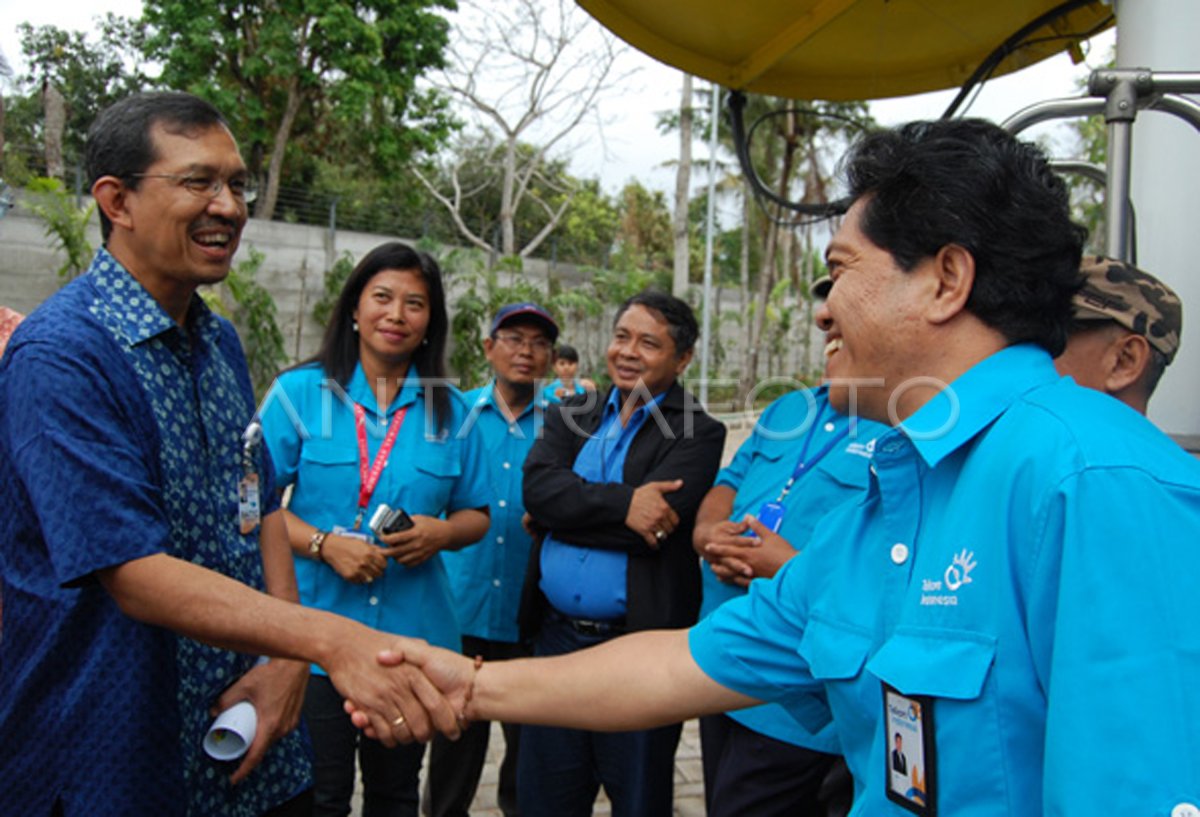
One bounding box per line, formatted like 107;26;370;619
577;0;1114;100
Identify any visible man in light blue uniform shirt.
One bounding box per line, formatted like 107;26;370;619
431;303;559;817
378;120;1200;817
693;385;886;816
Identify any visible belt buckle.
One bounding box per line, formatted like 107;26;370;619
573;618;605;636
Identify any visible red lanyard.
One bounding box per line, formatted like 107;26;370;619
353;403;408;528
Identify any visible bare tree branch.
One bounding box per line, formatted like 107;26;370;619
418;0;633;257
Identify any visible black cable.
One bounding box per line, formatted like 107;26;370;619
941;0;1114;119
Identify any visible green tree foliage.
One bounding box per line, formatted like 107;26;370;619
7;17;147;180
611;181;673;275
142;0;456;220
22;176;94;281
311;251;357;329
200;247;288;398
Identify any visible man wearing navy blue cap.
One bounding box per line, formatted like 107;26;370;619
431;302;559;817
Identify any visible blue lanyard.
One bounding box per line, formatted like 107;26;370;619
773;406;852;504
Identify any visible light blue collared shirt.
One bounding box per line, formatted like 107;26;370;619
691;344;1200;815
260;362;490;657
700;385;886;751
442;382;549;643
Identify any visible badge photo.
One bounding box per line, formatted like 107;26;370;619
882;681;937;816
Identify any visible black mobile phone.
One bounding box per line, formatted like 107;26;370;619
368;504;415;537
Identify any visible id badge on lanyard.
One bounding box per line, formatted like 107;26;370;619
238;420;263;534
754;500;786;534
882;682;937;815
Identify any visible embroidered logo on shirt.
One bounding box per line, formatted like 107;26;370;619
920;549;977;606
845;438;877;459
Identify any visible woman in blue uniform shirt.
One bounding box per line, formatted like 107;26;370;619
260;241;490;817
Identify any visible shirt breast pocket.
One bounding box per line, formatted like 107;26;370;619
298;439;357;483
866;629;1007;810
799;615;877;739
397;447;463;513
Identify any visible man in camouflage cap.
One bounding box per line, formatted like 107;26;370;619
1054;255;1183;414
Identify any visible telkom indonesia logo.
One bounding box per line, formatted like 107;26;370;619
943;549;977;592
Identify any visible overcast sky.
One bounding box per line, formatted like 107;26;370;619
2;0;1116;200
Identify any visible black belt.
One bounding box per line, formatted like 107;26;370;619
547;607;626;636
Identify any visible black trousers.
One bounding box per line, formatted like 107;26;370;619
700;712;850;817
305;673;425;817
424;636;528;817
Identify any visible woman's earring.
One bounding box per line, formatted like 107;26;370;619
422;337;429;346
353;321;359;333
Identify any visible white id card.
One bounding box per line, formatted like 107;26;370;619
883;682;936;815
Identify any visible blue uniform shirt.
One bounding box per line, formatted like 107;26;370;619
691;344;1200;815
542;377;585;403
0;249;310;817
540;388;666;620
442;382;549;643
260;361;490;656
700;386;884;751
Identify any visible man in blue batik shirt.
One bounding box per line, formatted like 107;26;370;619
430;302;559;817
0;92;458;817
369;119;1200;817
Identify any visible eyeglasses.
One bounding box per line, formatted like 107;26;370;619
493;333;553;353
130;173;258;204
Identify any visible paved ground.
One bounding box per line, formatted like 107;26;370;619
350;718;705;816
351;413;758;815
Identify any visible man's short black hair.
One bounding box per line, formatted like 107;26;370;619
554;343;580;363
614;290;699;357
844;119;1086;356
86;92;231;242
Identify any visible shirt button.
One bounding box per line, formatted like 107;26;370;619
1172;804;1200;817
498;500;507;508
824;421;835;432
890;543;909;564
503;461;511;469
493;579;501;587
368;596;379;606
497;536;505;544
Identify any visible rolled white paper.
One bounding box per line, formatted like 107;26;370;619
203;700;258;761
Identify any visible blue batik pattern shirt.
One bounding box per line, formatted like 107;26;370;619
700;386;884;751
691;344;1200;815
443;383;549;643
539;388;667;620
0;249;311;817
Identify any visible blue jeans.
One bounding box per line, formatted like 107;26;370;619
516;615;681;817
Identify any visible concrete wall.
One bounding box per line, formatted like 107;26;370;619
0;203;825;396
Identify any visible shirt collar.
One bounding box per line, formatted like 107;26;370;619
87;247;221;349
893;343;1060;468
346;361;423;416
604;384;669;425
478;380;549;420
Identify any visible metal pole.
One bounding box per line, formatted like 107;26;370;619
700;84;720;406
